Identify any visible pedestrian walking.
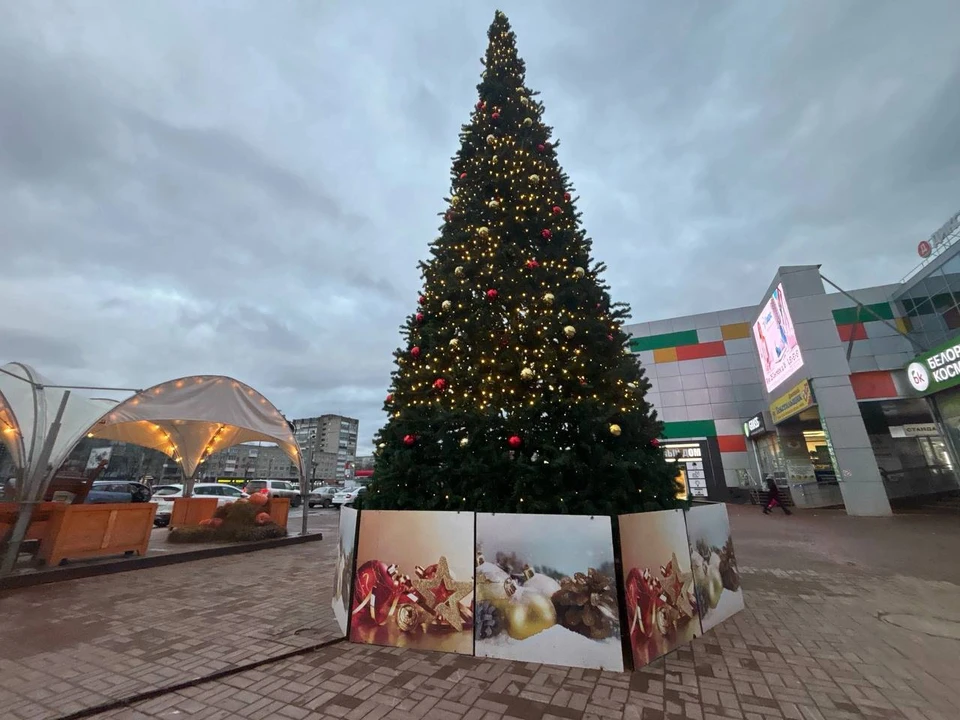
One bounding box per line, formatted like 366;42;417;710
763;474;791;515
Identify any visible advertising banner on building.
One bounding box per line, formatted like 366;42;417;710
906;336;960;395
753;283;805;393
770;379;816;424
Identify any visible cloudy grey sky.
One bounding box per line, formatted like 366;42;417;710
2;1;960;453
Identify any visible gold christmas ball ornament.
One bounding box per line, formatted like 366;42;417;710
563;325;576;338
441;300;452;311
451;195;460;205
486;134;496;145
520;96;530;106
378;442;386;449
449;338;459;348
459;437;469;448
488;199;500;209
396;603;425;632
523;117;533;127
520;367;535;381
454;266;464;276
574;266;585;278
609;424;622;437
543;293;555;306
478;226;489;237
504;590;557;641
528;174;540;183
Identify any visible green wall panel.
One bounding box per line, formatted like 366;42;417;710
661;419;717;439
832;302;894;325
629;329;699;352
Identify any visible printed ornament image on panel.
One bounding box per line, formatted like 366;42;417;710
331;506;359;637
685;504;744;633
619;509;702;669
350;510;475;655
475;513;624;671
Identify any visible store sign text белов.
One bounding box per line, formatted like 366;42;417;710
906;336;960;395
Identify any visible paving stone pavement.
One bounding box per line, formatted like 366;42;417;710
2;506;958;720
0;512;343;720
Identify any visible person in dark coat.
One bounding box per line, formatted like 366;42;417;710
763;475;791;515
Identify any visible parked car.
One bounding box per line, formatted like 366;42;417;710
152;483;248;527
308;486;338;508
332;486;366;508
243;480;302;508
86;481;153;504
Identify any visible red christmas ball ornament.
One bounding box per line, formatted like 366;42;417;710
486;288;498;300
508;435;522;449
541;229;552;239
255;512;272;526
385;393;394;404
491;112;500;120
651;438;661;448
608;334;614;341
626;568;665;643
415;312;425;323
410;346;421;358
418;295;426;305
537;144;545;152
432;378;447;391
525;258;539;269
444;211;453;221
552;205;562;215
564;192;571;201
353;560;398;625
460;172;467;179
475;100;484;110
403;434;417;446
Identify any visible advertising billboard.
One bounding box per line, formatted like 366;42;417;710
753;283;803;393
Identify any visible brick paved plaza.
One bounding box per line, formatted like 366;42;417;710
1;506;958;720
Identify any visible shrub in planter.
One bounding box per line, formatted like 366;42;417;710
169;496;287;544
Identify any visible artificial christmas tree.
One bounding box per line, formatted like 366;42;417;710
365;10;681;516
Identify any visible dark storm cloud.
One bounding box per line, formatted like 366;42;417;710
2;0;960;452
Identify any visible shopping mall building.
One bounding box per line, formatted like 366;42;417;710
626;212;960;516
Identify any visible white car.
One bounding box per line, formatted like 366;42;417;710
332;486;366;508
152;483;248;527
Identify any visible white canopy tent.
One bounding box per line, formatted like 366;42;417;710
1;366;305;575
0;362;120;498
86;375;303;484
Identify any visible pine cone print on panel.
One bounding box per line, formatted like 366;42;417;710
552;569;618;640
719;537;740;591
476;600;504;639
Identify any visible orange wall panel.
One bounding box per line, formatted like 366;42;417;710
720;322;751;340
653;347;678;363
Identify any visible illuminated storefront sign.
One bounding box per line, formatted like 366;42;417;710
907;336;960;395
770;379;816;424
743;413;766;438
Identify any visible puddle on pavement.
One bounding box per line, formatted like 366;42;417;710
880;613;960;640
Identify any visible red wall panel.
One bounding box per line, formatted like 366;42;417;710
850;371;898;400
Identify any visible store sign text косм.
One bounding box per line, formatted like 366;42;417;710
906;337;960;394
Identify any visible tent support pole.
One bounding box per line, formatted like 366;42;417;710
0;392;70;577
300;443;312;537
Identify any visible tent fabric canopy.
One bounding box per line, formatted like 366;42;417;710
87;375;302;480
0;363;119;494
